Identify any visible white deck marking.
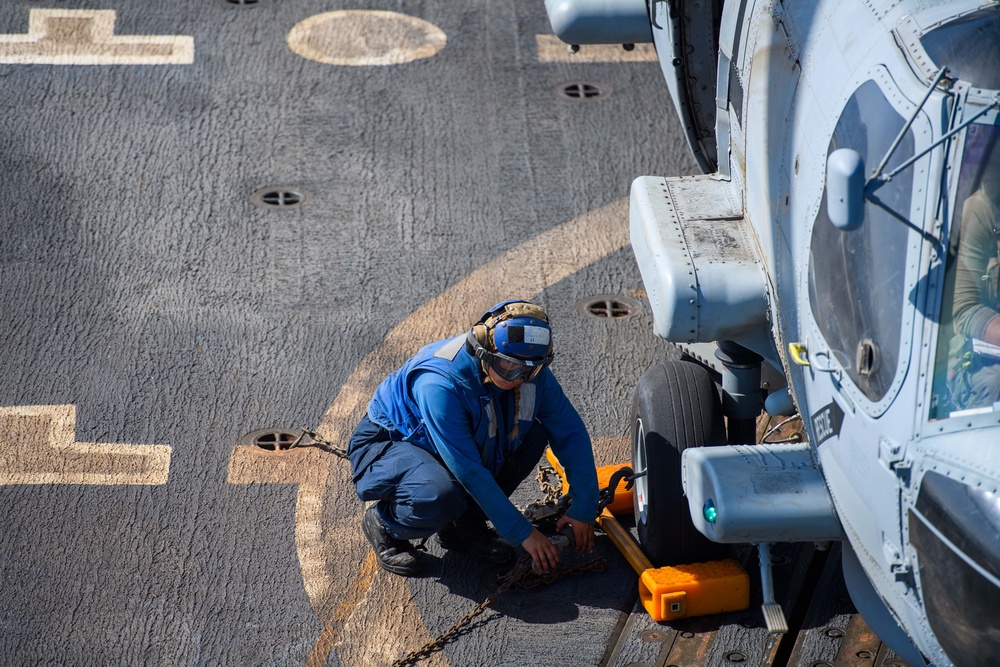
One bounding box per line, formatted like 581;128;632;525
535;35;657;63
228;197;631;665
287;11;446;66
0;9;193;65
0;405;171;485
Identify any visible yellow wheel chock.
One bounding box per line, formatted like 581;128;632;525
544;450;749;622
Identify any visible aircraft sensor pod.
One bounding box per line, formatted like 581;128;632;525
682;443;844;544
544;0;653;45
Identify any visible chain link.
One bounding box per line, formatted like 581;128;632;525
535;462;564;503
290;428;349;458
268;454;611;666
514;555;608;589
389;553;606;667
391;463;611;665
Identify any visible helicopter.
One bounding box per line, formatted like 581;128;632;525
545;0;1000;664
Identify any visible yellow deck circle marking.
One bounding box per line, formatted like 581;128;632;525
287;11;446;66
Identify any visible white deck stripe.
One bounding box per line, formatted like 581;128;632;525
0;404;171;485
0;9;193;65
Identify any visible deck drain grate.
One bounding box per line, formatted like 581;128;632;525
576;295;639;319
557;82;605;100
250;186;308;209
240;429;300;452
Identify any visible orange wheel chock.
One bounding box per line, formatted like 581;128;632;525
638;559;749;621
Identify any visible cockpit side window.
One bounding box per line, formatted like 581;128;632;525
931;123;1000;419
920;7;1000;92
809;80;914;402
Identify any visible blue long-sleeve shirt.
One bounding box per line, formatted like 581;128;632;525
367;335;598;545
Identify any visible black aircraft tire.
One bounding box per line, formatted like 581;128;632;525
631;360;729;566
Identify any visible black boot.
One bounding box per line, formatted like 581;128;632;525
362;505;422;576
435;514;514;564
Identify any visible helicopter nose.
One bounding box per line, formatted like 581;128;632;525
909;472;1000;665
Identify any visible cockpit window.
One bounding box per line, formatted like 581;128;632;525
810;80;914;403
931;122;1000;419
921;7;1000;90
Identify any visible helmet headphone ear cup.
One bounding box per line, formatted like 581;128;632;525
473;322;489;348
469;308;506;355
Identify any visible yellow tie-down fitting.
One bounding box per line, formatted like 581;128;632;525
545;450;749;622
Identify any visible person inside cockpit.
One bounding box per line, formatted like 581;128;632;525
950;142;1000;409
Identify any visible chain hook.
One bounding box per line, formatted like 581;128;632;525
597;465;635;514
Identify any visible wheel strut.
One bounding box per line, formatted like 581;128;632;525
715;340;763;444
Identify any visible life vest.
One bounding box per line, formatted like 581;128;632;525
366;335;539;473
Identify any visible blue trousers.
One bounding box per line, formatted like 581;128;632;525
348;415;549;540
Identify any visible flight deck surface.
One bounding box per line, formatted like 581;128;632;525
0;2;912;665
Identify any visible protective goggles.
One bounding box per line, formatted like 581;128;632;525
483;349;552;382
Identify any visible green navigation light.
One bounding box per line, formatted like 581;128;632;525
703;499;718;524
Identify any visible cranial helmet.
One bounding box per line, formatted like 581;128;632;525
465;300;554;382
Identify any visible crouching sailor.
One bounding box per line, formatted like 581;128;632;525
347;300;599;576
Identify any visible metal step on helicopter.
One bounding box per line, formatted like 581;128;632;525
545;0;1000;664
